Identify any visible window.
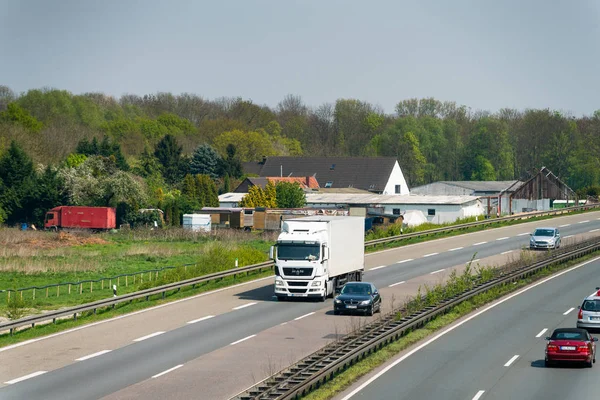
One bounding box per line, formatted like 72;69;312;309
428;209;435;216
325;181;333;188
582;300;600;312
395;185;401;194
392;209;401;215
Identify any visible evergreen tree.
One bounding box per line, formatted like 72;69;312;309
190;143;222;179
154;134;184;184
275;181;306;208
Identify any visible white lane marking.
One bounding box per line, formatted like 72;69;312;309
187;315;215;324
423;253;439;258
230;334;256;346
76;350;111;361
339;255;600;400
590;229;600;233
448;247;463;251
468;259;480;264
472;390;485;400
133;331;165;342
152;364;183;378
536;328;548;338
564;235;573;239
396;259;413;264
5;371;47;384
501;250;513;255
563;307;575;315
389;281;406;287
559;224;570;227
0;275;275;354
294;312;315;321
579;220;590;224
517;232;530;236
233;302;257;310
473;242;487;246
280;322;288;326
370;265;388;271
496;237;509;241
430;269;445;275
504;355;520;367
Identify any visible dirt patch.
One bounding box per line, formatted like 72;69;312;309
0;229;109;250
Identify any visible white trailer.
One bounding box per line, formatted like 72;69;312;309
182;214;211;232
270;216;365;301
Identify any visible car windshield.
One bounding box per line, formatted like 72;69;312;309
341;284;371;295
534;229;554;237
582;300;600;312
277;243;320;261
551;331;587;340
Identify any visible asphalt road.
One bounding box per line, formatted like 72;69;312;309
1;212;599;400
338;256;600;400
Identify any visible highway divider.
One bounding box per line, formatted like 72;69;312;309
232;236;600;400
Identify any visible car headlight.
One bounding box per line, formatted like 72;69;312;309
360;300;371;305
312;281;321;286
334;299;342;304
275;279;284;287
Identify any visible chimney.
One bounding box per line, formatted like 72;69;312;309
261;156;267;164
306;176;310;187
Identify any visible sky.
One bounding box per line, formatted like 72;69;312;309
1;0;599;116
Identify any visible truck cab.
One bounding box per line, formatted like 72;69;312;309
44;209;60;230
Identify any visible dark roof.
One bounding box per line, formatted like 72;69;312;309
243;157;398;192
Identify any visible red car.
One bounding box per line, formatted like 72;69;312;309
545;328;597;367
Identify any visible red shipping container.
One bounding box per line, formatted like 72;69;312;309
45;206;116;230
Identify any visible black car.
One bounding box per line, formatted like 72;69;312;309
333;282;382;316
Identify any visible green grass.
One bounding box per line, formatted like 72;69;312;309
301;251;600;400
0;268;273;348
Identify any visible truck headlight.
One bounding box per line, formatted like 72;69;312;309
360;300;371;305
311;281;321;286
275;279;284;287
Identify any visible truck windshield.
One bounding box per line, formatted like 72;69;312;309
277;243;320;261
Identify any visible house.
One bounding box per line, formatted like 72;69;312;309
507;167;577;214
233;176;320;193
301;193;483;224
242;156;410;195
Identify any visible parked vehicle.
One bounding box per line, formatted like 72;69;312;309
270;216;365;301
182;214;211;232
576;288;600;330
529;227;561;250
333;282;381;316
44;206;116;231
545;328;597;367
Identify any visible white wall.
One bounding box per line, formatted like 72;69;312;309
381;201;484;224
410;182;472;196
382;161;410;195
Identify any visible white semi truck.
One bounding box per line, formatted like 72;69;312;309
270;216;365;301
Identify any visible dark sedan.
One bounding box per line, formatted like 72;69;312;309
333;282;381;316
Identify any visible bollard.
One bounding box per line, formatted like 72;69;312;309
90;281;93;293
101;280;104;290
74;313;77;321
113;284;117;297
20;291;23;300
68;284;71;294
33;288;35;300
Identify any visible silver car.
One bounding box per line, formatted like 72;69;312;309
529;227;561;250
577;290;600;330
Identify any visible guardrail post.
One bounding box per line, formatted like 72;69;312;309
125;275;128;287
33;288;35;300
53;318;56;324
31;323;35;329
117;277;120;286
162;291;165;299
90;281;93;293
79;283;82;295
74;313;77;321
10;328;13;336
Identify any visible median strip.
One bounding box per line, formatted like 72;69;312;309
76;349;111;361
5;371;47;385
133;331;165;342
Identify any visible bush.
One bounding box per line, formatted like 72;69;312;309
6;293;27;320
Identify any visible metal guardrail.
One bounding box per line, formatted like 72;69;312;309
232;237;600;400
0;261;274;335
363;203;600;248
2;203;598;335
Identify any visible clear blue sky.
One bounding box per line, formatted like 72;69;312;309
1;0;598;115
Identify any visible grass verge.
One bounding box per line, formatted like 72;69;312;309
0;268;273;348
301;250;600;400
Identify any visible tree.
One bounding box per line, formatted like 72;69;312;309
0;141;35;188
154;134;184;184
470;155;497;180
26;166;69;226
0;103;43;132
239;185;267;208
275;181;306;208
190;143;222;179
76;136;129;171
398;132;426;187
220;144;243;178
223;173;231;193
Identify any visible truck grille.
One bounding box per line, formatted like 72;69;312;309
289;289;307;294
287;281;309;287
283;267;313;277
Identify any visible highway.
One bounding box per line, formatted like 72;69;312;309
0;212;599;399
338;255;600;400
